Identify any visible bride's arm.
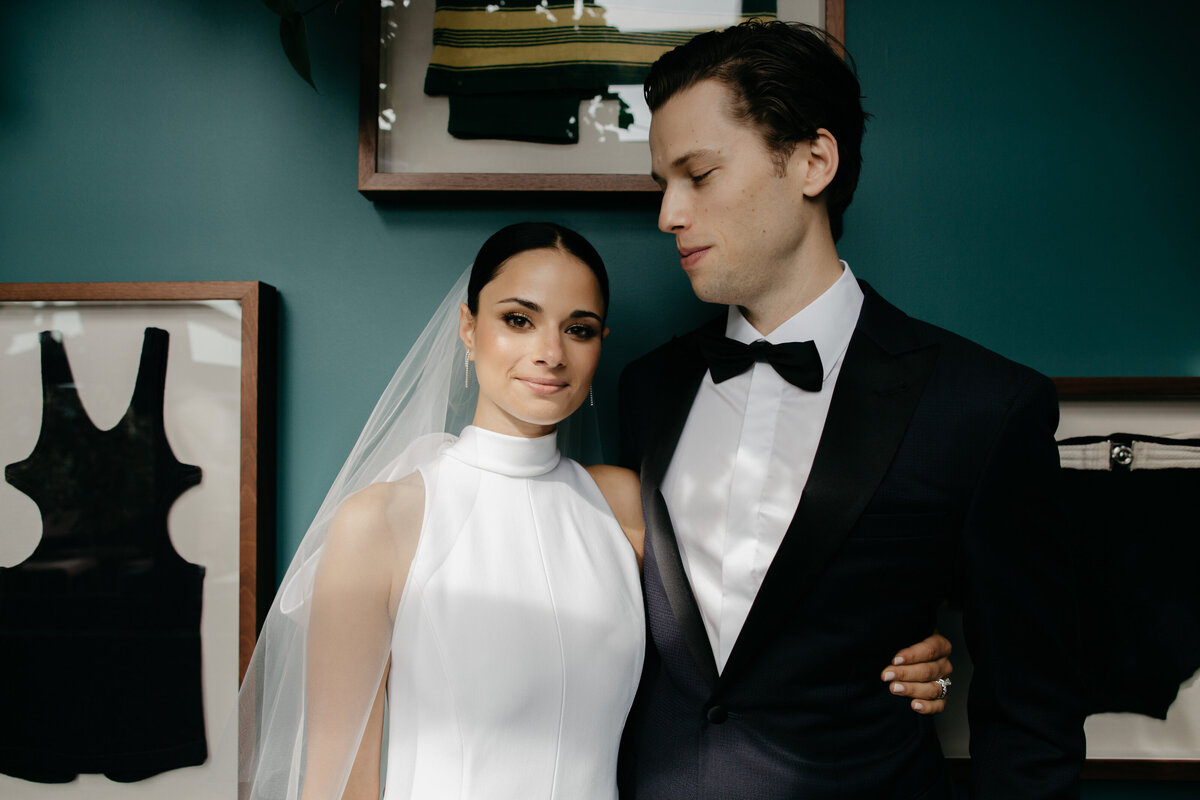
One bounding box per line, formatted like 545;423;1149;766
586;465;644;569
340;668;388;800
302;477;424;800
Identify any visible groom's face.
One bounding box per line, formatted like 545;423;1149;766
649;78;812;312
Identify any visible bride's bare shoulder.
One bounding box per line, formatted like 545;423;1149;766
330;472;426;553
584;465;644;566
320;473;428;612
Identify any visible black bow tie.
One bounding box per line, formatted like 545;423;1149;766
698;332;824;391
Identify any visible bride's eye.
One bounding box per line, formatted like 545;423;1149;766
566;323;599;340
503;312;532;329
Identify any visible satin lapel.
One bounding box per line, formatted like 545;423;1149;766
718;287;939;686
641;318;721;686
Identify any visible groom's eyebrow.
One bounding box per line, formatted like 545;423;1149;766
651;148;719;187
497;297;602;322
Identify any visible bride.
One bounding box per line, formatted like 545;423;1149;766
238;222;952;800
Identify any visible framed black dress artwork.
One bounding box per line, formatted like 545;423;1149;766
0;282;274;799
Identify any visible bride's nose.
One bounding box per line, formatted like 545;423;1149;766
533;331;565;367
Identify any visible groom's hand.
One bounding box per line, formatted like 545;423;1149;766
881;632;954;715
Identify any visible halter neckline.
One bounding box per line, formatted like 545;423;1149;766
446;425;561;478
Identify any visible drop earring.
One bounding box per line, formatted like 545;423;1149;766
464;348;471;389
589;385;594;408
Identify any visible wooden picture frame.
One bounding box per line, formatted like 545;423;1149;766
0;281;275;798
937;376;1200;781
358;0;846;195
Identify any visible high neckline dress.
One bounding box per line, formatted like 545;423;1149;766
383;425;645;800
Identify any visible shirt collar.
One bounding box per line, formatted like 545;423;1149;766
724;260;864;381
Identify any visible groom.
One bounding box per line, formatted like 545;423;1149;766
618;21;1085;799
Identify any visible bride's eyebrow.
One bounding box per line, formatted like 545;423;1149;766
496;298;601;322
496;297;540;311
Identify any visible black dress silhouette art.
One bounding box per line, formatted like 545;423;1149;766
0;327;207;783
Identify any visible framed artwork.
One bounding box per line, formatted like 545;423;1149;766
937;377;1200;781
359;0;845;194
0;281;276;799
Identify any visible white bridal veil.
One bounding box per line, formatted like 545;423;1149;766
234;266;474;799
229;264;600;799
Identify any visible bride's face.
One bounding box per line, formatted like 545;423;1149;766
460;247;608;438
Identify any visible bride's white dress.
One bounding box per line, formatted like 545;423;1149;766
382;425;645;800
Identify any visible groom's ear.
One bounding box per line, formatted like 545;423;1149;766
458;302;476;352
797;127;839;199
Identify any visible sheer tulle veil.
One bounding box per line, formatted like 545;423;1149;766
220;263;600;799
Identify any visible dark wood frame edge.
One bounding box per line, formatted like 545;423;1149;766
358;0;846;196
1054;376;1200;398
0;281;277;682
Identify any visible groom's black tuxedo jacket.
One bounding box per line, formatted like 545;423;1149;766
617;282;1085;800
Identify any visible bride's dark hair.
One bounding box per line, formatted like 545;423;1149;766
467;222;610;321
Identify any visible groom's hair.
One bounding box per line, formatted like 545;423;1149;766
644;20;868;242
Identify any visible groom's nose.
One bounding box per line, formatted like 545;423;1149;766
658;184;691;234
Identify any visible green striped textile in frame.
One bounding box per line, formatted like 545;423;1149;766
424;1;777;143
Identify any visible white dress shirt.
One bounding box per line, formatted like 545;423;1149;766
661;262;864;672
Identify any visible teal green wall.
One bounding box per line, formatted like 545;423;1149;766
844;1;1200;378
1;2;1196;795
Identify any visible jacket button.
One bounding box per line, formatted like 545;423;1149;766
705;705;728;724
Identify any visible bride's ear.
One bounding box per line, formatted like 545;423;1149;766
458;303;476;353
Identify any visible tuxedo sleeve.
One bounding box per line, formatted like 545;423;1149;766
961;372;1086;798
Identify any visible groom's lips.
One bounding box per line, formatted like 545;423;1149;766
678;245;710;271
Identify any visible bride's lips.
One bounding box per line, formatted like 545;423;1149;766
678;245;710;271
517;377;569;395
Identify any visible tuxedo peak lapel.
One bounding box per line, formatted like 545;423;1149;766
644;489;720;685
718;291;939;685
640;316;722;686
855;280;927;355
